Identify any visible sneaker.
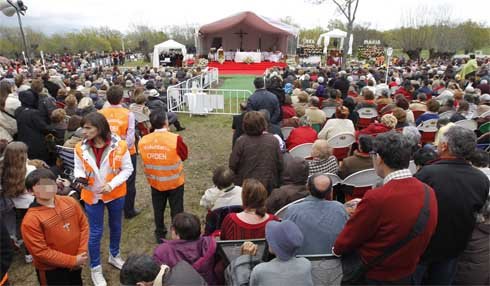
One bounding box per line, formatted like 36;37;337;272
108;253;125;270
90;265;107;286
24;254;33;264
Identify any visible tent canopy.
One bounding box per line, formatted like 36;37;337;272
317;29;353;55
197;11;298;55
152;39;187;68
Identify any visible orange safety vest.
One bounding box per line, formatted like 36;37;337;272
75;140;128;205
99;107;136;155
138;131;185;191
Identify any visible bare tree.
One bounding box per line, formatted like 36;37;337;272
310;0;360;67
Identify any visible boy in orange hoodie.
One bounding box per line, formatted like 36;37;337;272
21;169;89;285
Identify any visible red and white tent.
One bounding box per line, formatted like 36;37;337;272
196;11;299;56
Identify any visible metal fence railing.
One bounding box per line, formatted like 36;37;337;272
167;88;252;115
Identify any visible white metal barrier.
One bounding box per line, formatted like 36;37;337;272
167;88;252;115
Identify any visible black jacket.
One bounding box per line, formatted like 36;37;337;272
15;91;50;162
246;89;281;125
332;78;350;98
146;97;168;114
415;159;489;261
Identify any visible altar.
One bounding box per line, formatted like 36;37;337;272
234;52;262;63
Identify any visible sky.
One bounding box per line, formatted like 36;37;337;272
0;0;488;34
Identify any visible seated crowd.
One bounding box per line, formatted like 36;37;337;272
0;54;489;286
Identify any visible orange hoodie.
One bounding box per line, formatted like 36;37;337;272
21;196;89;271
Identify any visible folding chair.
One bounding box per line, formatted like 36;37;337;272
480;110;490;118
275;197;306;219
327;132;355;161
357;108;378;129
454;119;478;131
324;173;342;187
417;119;438;144
55;145;75;180
281;127;294;141
342;168;380;201
289;143;314;159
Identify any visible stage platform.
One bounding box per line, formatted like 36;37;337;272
207;61;288;75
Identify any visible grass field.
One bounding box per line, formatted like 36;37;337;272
8;77;247;285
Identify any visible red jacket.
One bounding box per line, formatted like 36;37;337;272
333;178;438;281
394;87;413;101
281;105;296;119
286;126;317;151
356;123;391;139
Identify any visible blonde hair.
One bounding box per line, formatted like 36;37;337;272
2;142;28;198
311;139;332;159
381;114;398;129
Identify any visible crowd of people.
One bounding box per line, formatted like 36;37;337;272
0;51;488;286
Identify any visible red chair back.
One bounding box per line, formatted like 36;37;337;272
345;186;371;201
332;147;350;161
412;110;425;121
420;131;436;144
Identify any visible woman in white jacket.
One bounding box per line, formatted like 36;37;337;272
74;112;133;286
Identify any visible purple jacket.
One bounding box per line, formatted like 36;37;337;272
153;236;217;285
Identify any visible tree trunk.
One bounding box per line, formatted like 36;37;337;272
342;22;353;69
404;49;421;61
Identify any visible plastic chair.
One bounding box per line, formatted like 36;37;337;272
479;122;490;134
281;127;294;141
479;110;490;118
289;143;314;159
409;160;417;175
357;108;378;129
342;169;380;201
439;110;456;120
204;205;243;236
417;119;438;144
454;119;478;131
327;132;355;161
275;197;306;219
324;173;342;186
412;110;425;121
322;106;336;118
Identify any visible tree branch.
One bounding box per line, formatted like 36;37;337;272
352;0;360;22
332;0;350;20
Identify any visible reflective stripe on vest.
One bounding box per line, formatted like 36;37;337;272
144;161;182;171
75;140;128;205
99;107;136;155
139;131;185;191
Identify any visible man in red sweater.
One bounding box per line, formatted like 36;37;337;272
333;132;438;284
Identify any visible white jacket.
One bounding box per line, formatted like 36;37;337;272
74;135;133;204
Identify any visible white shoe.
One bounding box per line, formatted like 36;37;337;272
108;253;125;270
91;265;107;286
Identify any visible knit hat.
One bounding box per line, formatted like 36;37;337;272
265;220;303;261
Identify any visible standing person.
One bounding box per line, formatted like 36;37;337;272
15;79;50;163
99;85;139;219
229;111;283;193
333;132;438;284
138;111;188;243
21;169;89;286
247;77;281;125
414;126;489;285
74;112;133;286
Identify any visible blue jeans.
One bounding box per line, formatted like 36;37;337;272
413;258;458;285
85;197;125;268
